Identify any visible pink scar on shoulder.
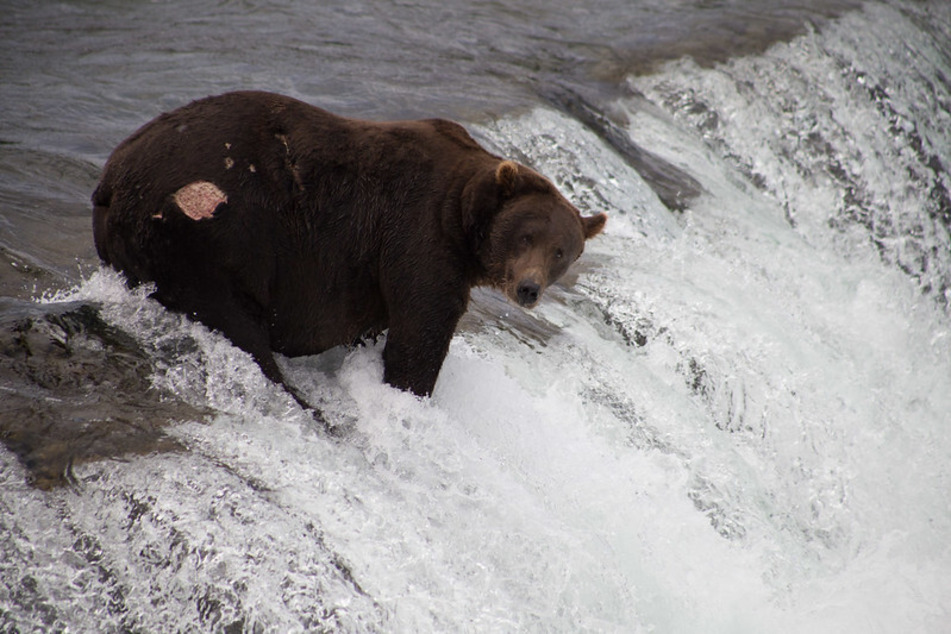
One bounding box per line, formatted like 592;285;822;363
173;181;228;220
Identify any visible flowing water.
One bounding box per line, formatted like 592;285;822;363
1;1;950;632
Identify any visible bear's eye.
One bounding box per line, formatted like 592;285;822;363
519;234;533;248
555;248;564;260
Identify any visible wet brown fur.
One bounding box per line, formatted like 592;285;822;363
93;91;605;406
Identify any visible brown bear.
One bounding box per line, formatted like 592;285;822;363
92;91;605;414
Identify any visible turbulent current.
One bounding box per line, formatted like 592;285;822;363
1;1;949;632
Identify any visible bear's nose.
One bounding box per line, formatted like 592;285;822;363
516;280;541;307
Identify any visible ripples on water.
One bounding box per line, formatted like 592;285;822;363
1;1;950;632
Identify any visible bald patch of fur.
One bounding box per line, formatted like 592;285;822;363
173;181;227;220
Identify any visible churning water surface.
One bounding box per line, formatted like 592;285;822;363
1;0;950;632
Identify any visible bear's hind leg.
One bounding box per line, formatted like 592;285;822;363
152;286;329;427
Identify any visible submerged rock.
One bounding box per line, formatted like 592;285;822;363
0;299;204;488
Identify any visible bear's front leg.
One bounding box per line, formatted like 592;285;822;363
382;294;467;398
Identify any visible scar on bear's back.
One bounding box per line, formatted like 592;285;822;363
173;181;228;220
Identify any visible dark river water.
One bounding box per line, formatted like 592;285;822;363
2;1;950;632
0;0;859;299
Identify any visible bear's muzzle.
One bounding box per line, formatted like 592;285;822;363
516;279;542;307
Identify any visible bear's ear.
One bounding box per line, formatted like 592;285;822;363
582;213;607;239
495;160;520;197
462;165;505;252
461;160;533;253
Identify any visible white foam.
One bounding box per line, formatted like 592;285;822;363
12;3;951;629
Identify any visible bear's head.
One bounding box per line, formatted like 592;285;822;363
465;160;606;308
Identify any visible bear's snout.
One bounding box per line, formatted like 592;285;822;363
516;279;541;307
